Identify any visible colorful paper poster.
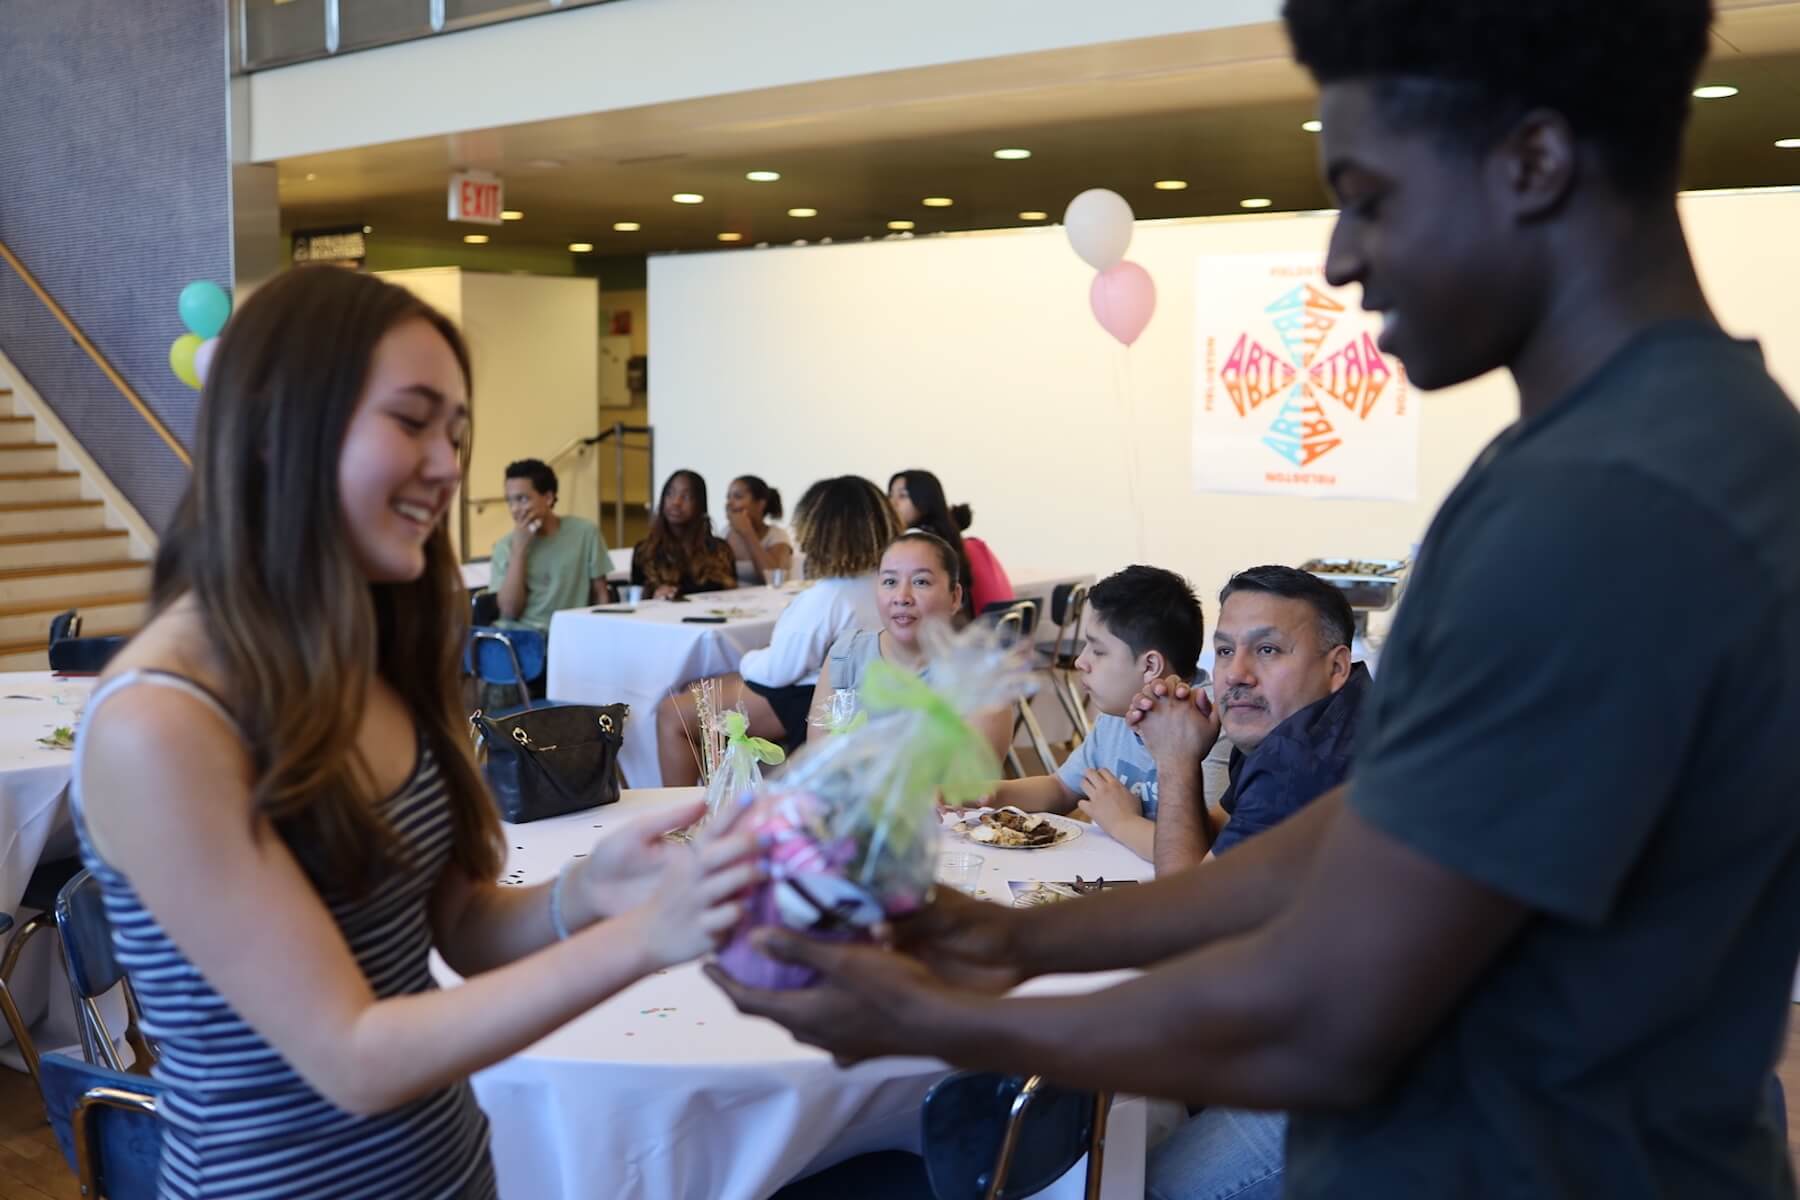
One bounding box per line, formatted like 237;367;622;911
1194;254;1417;500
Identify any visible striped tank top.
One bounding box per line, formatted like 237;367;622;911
73;670;498;1200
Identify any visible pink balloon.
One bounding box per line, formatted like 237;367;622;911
1090;261;1156;346
193;337;220;386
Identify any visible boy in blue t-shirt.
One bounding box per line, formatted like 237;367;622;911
992;565;1225;862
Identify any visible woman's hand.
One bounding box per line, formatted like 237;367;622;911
608;815;759;971
576;799;705;920
653;584;680;601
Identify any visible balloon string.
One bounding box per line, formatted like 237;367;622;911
1115;347;1148;559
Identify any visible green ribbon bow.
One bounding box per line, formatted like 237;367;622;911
722;710;786;766
859;659;999;808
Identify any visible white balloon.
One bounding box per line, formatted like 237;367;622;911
1063;188;1135;271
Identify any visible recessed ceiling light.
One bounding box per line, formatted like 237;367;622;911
994;148;1032;160
1693;84;1739;99
463;234;489;244
1018;211;1049;221
746;170;781;182
1302;119;1323;133
1240;197;1274;209
887;220;916;231
1777;138;1800;149
526;158;564;169
501;210;524;221
1154;180;1188;190
304;172;317;182
672;193;704;204
921;197;954;207
362;225;372;234
568;242;594;253
718;232;743;242
787;207;818;218
613;221;641;232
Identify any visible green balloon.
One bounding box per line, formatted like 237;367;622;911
169;334;204;389
178;280;231;339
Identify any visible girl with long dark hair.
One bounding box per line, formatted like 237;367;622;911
74;267;753;1198
633;469;737;599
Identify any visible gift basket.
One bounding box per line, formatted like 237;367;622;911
716;622;1032;989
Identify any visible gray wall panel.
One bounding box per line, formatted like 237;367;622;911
0;0;230;531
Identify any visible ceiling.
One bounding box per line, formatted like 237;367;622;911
275;3;1800;261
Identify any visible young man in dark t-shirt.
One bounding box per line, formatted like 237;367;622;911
711;2;1800;1196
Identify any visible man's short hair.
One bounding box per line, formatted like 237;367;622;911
505;458;557;497
1219;565;1356;652
1086;565;1204;680
1283;0;1713;197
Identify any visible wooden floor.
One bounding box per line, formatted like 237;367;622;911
1;1012;1798;1197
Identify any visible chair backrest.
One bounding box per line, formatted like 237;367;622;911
470;590;500;628
49;609;82;644
982;601;1039;649
56;869;125;1001
465;627;546;688
56;869;156;1073
1054;586;1089;661
920;1071;1099;1200
38;1050;163;1200
49;636;128;676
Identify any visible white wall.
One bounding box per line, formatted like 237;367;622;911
650;189;1800;610
378;268;601;558
250;0;1277;161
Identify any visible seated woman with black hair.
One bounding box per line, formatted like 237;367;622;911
656;475;896;786
812;530;1012;762
632;470;737;599
888;468;1013;618
722;474;794;586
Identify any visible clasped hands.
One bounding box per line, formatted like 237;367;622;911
1124;673;1223;762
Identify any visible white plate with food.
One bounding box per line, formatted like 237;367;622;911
944;807;1084;850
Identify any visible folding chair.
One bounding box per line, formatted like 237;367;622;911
921;1071;1114;1200
1037;585;1092;739
987;603;1059;775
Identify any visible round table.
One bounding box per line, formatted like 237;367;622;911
546;586;796;789
438;787;1155;1200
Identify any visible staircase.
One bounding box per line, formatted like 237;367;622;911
0;386;151;670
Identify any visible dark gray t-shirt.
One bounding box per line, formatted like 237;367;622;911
1287;324;1800;1199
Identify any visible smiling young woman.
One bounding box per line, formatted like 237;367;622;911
73;267;755;1199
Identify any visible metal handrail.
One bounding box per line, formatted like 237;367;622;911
458;421;654;561
0;238;192;468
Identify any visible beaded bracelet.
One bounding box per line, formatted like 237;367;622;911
548;859;577;942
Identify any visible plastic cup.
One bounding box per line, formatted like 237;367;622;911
936;851;985;894
768;568;787;589
620;585;645;605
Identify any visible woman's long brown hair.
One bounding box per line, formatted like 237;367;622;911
152;266;503;897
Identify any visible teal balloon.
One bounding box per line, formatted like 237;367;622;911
177;280;231;339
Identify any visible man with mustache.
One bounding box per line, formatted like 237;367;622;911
1140;564;1372;877
1123;565;1371;1198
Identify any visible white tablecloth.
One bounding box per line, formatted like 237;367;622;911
547;587;795;788
0;674;90;912
440;788;1154;1200
0;673;94;1062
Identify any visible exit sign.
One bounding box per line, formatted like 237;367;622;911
449;171;503;225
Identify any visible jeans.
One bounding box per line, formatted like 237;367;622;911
1146;1108;1287;1200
